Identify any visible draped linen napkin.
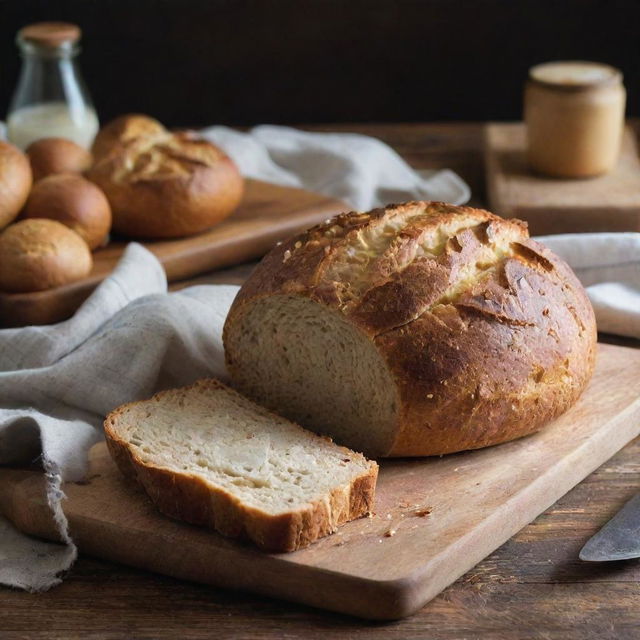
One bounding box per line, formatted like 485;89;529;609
0;244;239;590
199;125;471;209
537;233;640;339
0;125;638;593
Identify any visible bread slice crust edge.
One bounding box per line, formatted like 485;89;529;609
104;379;378;552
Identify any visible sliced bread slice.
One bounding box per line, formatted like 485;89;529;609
104;379;378;552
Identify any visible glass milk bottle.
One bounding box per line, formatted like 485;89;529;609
7;22;99;149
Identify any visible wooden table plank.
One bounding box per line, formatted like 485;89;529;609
2;122;639;639
2;438;639;639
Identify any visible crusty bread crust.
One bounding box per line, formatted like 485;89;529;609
87;122;244;239
104;379;378;552
224;201;597;456
0;218;92;293
0;141;32;231
26;137;92;181
90;114;166;160
23;174;112;250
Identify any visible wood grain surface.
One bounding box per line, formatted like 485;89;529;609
0;179;346;327
2;122;639;639
0;345;640;619
485;123;640;235
1;343;639;622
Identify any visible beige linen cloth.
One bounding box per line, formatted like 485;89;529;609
0;126;638;592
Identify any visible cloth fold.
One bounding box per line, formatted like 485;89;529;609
200;125;470;209
0;244;239;591
537;233;640;339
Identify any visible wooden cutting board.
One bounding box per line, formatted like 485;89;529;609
0;179;347;327
1;343;639;620
485;123;640;235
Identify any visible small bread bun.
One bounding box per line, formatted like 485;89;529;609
0;219;92;293
0;141;32;230
26;137;92;181
22;174;112;250
87;130;243;238
91;114;166;160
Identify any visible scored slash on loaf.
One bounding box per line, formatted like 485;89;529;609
104;379;378;552
224;201;597;457
87;114;244;239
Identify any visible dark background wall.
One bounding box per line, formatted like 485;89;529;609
0;0;637;128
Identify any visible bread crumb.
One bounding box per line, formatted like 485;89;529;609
414;508;432;517
294;241;302;249
386;513;392;520
384;529;396;537
283;249;292;262
426;393;434;399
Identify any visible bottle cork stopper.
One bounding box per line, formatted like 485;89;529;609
18;22;81;48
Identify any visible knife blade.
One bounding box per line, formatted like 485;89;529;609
580;493;640;561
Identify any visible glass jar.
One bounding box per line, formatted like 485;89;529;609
7;22;99;149
524;61;625;178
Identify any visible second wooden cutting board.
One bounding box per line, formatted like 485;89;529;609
1;343;639;620
0;179;347;327
485;123;640;234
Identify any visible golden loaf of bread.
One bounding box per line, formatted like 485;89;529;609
223;202;597;457
87;117;243;238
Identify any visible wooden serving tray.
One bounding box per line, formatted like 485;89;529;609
485;123;640;235
0;179;347;327
1;343;639;620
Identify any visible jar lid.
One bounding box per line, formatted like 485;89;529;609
529;61;622;90
18;22;81;48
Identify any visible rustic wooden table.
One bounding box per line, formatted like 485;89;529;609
2;123;639;640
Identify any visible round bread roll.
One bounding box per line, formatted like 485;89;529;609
26;137;92;181
87;131;244;238
91;114;166;160
0;141;32;230
0;218;92;293
22;174;112;250
223;202;597;458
